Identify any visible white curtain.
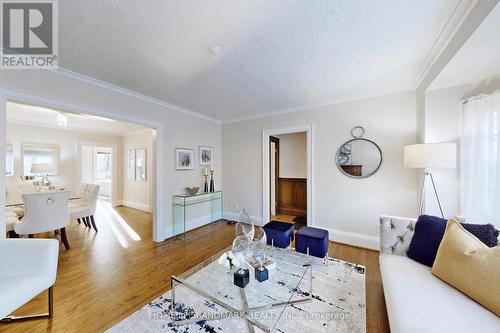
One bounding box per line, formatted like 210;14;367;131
461;91;500;227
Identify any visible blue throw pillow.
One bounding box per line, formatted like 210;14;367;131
407;215;499;267
461;222;499;247
407;215;446;267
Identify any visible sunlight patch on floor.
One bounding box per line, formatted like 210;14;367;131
96;200;142;248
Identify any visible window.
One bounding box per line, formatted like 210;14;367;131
461;92;500;227
5;144;14;177
96;152;112;181
22;144;60;176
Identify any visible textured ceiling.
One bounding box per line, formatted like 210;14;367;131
7;102;147;136
58;0;462;121
430;3;500;90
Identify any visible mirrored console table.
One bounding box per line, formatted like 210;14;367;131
173;191;223;240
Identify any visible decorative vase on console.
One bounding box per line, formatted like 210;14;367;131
209;168;215;192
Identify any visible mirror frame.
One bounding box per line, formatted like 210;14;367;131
22;143;60;176
335;138;383;179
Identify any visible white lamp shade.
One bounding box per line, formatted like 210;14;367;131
404;143;457;169
30;163;56;174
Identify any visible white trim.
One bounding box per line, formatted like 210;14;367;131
0;88;165;242
0;95;6;239
411;0;478;88
6;118;134;137
262;125;313;227
417;0;498;90
52;68;221;124
122;128;154;137
326;227;380;251
120;200;152;213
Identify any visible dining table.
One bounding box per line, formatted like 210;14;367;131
6;193;82;207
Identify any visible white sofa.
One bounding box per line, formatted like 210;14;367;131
379;216;500;333
0;239;59;320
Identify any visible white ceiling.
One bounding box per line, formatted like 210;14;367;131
430;3;500;90
58;0;464;121
6;102;148;136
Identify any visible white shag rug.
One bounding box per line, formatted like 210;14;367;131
107;257;366;333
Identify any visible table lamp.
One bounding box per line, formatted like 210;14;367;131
404;143;456;218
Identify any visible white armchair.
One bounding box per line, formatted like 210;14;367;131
0;239;59;321
70;184;100;232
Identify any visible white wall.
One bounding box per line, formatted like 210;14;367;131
222;91;418;249
276;132;307;178
122;130;153;212
0;69;222;241
424;74;500;218
5;123;123;201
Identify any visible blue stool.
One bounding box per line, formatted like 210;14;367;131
263;221;294;248
295;226;329;261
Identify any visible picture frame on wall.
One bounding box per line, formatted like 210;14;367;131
175;148;194;170
199;146;214;166
135;148;147;181
127;149;136;180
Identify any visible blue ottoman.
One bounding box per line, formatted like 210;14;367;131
263;221;294;248
295;226;329;258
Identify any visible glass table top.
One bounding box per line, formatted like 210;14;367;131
171;245;312;332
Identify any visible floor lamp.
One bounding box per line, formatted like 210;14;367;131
404;143;457;218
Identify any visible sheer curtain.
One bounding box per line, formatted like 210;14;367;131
461;91;500;227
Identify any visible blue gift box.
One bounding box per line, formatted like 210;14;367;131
254;266;268;282
233;268;249;288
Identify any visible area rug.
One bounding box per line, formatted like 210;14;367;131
107;257;366;333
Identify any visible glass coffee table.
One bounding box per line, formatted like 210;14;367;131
170;245;313;332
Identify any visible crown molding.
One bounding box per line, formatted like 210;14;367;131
222;88;413;124
411;0;479;89
122;128;154;137
51;67;222;124
6;118;130;137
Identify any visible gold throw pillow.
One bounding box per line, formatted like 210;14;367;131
432;219;500;316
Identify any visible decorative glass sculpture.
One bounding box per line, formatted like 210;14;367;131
232;209;257;268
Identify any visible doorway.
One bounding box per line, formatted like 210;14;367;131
269;133;307;228
81;145;113;200
263;125;313;228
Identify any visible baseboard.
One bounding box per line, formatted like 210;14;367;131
223;211;263;226
224;211;379;250
120;200;152;213
325;227;379;251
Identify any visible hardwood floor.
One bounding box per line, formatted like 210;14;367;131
1;204;389;333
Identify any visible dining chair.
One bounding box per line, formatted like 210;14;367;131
14;191;71;250
70;183;100;232
5;212;19;238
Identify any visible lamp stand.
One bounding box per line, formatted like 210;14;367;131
419;169;444;218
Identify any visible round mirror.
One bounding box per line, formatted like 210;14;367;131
336;138;382;178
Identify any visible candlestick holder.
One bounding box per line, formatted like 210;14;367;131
204;175;209;193
209;170;215;192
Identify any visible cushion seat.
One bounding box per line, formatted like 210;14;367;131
380;254;500;333
0;275;50;318
295;226;329;258
263;221;294;248
5;213;19;233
